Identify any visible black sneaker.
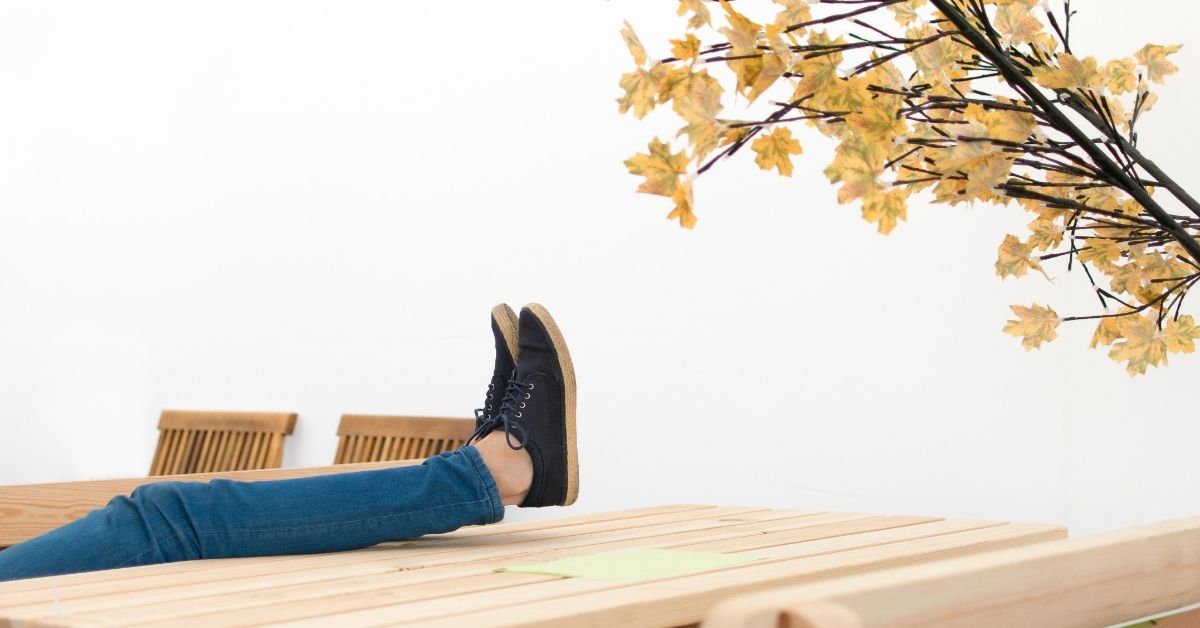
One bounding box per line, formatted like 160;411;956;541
476;303;578;507
474;304;519;431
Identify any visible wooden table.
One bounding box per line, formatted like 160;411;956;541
0;505;1064;627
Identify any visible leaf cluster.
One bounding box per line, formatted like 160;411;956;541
618;0;1200;375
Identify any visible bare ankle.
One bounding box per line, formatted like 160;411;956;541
473;433;533;506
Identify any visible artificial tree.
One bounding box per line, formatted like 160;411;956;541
619;0;1199;375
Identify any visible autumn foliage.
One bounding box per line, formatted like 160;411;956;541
619;0;1200;375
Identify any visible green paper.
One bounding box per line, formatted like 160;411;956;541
497;548;759;583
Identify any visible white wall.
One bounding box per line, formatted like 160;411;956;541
0;1;1197;536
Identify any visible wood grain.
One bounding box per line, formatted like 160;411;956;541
148;410;297;476
0;506;1064;628
332;415;474;464
704;517;1200;628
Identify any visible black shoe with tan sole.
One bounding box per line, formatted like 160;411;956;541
473;303;578;507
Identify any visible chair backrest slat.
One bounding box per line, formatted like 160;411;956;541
148;410;297;476
333;415;474;464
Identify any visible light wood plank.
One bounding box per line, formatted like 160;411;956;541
244;521;1057;627
399;523;1065;628
704;517;1200;628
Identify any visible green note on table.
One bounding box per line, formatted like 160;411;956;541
498;548;759;583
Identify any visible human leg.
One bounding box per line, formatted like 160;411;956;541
0;302;576;582
0;445;504;581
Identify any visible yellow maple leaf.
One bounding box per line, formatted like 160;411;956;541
672;70;726;161
751;127;803;176
1108;254;1160;302
667;179;698;229
1109;313;1168;376
1076;238;1121;267
1033;54;1102;91
792;31;844;105
909;24;969;90
624;138;689;198
964;153;1013;199
621;20;647;68
1137;87;1160;116
677;0;711;30
979;105;1036;143
993;2;1042;48
670;33;701;63
889;0;926;27
617;67;663;119
773;0;812;30
822;76;873;113
1027;217;1064;251
1104;58;1138;94
1089;315;1123;349
617;72;657;119
862;188;908;235
995;234;1044;278
1136;43;1182;84
937;105;998;170
846;101;907;143
719;1;764;96
747;52;786;105
745;25;793;104
1003;303;1060;350
1163;315;1200;354
825;134;885;203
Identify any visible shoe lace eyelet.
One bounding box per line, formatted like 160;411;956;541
523;392;531;399
528;383;535;390
515;411;522;418
519;402;525;408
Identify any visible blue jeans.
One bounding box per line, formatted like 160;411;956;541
0;446;503;582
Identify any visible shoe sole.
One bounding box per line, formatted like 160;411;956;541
523;303;578;506
491;304;519;363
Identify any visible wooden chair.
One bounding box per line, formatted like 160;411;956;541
333;415;475;464
703;517;1200;628
149;410;297;476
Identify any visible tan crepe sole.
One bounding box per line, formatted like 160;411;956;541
523;303;579;506
490;303;519;363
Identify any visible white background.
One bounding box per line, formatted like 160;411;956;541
0;1;1197;536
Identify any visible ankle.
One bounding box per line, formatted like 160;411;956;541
474;433;533;506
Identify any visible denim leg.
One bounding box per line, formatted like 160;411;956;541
0;446;503;582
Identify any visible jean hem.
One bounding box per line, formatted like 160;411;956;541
460;445;505;523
